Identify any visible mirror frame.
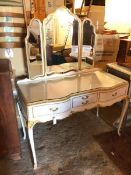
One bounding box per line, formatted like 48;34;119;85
43;6;82;76
25;18;45;79
25;7;97;79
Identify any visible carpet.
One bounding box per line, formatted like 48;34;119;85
94;126;131;175
0;110;123;175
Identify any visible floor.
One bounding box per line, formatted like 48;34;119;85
0;106;129;175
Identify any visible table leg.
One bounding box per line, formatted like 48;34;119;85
28;122;37;169
118;97;129;136
16;102;26;140
96;106;99;118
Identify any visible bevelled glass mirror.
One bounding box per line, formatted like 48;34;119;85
25;18;44;79
81;18;96;70
43;7;82;75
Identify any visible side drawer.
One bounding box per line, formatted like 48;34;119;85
32;99;71;117
72;92;98;108
99;86;128;102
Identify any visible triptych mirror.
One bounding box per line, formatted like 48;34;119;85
25;7;96;79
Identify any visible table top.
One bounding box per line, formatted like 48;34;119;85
29;61;93;78
47;62;92;74
17;70;128;106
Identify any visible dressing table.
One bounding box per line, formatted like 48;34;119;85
16;7;129;169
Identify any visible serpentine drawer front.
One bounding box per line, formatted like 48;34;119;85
32;99;71;117
99;86;128;102
72;92;98;108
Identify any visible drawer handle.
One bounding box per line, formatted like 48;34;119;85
50;107;58;112
82;96;88;100
82;100;88;105
112;92;117;97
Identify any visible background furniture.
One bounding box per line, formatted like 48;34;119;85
117;39;131;65
0;59;20;159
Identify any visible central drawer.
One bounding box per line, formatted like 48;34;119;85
32;99;71;117
72;92;98;108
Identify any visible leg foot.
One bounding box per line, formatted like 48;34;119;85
28;126;37;169
17;102;26;140
117;97;129;135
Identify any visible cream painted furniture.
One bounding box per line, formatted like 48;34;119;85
17;70;129;169
17;7;129;169
107;62;131;101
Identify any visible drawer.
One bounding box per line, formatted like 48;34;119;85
99;86;128;102
72;92;98;108
32;99;71;117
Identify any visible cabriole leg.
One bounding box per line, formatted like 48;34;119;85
17;102;26;140
118;97;129;136
27;121;37;169
96;106;99;118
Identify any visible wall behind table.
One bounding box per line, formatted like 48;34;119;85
0;6;27;77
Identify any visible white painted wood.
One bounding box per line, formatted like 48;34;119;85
72;92;98;108
99;86;128;104
16;102;26;140
28;127;37;169
32;99;71;117
118;98;129;135
107;62;131;101
17;70;129;169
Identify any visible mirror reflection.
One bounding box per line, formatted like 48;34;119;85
43;7;81;75
81;18;96;70
25;19;44;79
25;7;96;79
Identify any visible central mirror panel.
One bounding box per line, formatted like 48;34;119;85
43;7;82;75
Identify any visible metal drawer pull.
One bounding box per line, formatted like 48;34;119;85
82;96;88;100
82;100;88;105
50;107;58;112
112;92;117;97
